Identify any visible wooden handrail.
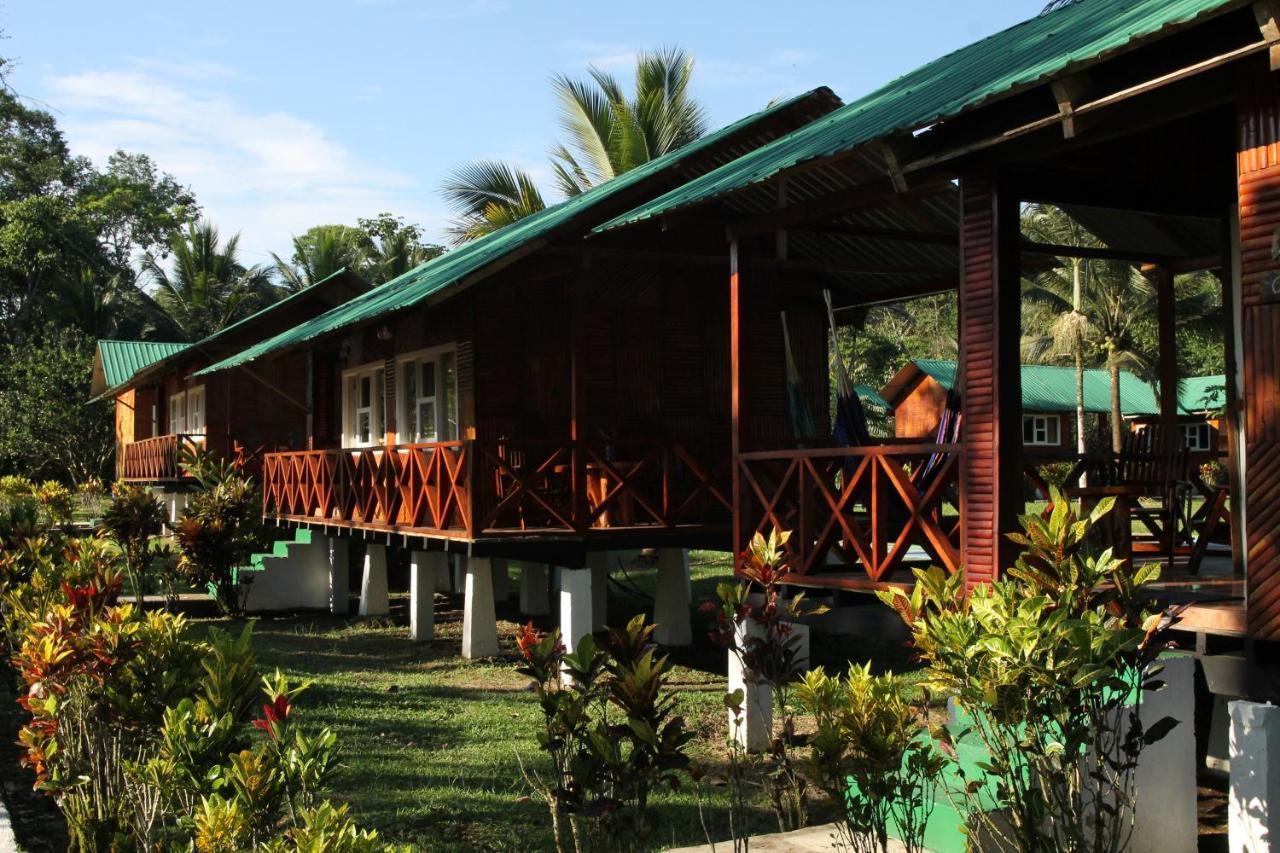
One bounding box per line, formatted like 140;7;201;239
121;433;205;480
261;438;730;538
736;443;963;586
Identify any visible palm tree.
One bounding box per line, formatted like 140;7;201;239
440;46;707;243
143;220;274;341
272;225;369;292
1022;205;1098;457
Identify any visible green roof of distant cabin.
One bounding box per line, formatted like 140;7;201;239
1179;375;1225;413
95;340;189;388
595;0;1237;233
908;359;1162;416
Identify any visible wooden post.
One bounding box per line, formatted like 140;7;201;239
1237;56;1280;639
730;240;744;561
957;174;1023;588
570;262;590;534
1155;267;1180;449
1218;219;1246;578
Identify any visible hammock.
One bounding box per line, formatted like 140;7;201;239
781;311;816;445
915;388;962;492
824;290;872;449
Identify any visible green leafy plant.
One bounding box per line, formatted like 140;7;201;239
795;664;944;853
100;482;167;607
705;529;827;832
174;443;272;615
879;488;1183;852
514;615;695;852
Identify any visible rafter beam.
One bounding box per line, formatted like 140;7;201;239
794;224;957;245
726;178;954;240
1254;0;1280;70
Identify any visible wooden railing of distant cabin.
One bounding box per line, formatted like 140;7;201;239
261;439;732;539
120;434;205;481
736;443;963;588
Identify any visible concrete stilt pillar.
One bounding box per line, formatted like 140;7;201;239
434;556;452;592
586;552;609;630
452;554;466;593
359;543;390;617
409;551;444;642
1231;697;1280;849
462;557;499;659
328;536;350;615
520;562;550;615
559;567;594;654
653;548;693;646
1130;654;1195;852
727;617;771;752
491;558;509;604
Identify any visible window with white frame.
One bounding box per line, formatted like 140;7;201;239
1022;414;1060;446
186;386;206;435
397;347;459;443
168;391;186;434
342;364;386;447
1182;422;1212;452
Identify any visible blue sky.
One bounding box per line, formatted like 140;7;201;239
3;0;1034;262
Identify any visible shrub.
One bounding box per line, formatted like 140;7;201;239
795;664;944;853
515;614;694;852
174;444;272;615
878;489;1182;852
704;529;826;832
100;483;167;606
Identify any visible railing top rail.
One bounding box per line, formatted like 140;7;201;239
264;441;469;460
738;443;962;461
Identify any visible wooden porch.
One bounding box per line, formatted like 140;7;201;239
261;438;732;546
120;433;267;483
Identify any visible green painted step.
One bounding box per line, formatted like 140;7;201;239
217;528;314;592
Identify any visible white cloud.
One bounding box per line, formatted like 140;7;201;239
45;67;447;262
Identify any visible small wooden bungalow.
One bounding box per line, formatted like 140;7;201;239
91;269;370;492
881;358;1162;450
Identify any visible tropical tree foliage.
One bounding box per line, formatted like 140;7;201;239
143;221;276;341
441;46;707;242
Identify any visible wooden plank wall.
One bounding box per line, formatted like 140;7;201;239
894;375;948;439
957;176;1022;587
1237;58;1280;641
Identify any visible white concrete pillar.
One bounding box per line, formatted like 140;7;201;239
462;556;499;659
789;622;811;672
433;556;452;593
586;552;609;630
491;558;509;604
727;617;772;752
653;548;692;646
1231;698;1280;850
328;536;350;615
1130;654;1195;853
452;554;466;593
559;567;594;654
410;551;444;642
520;562;550;615
359;543;389;617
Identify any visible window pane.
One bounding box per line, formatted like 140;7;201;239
442;353;457;440
419;401;437;441
360;376;371;407
1023;418;1034;443
1047;418;1058;444
357;412;370;444
421;360;436;399
374;371;385;441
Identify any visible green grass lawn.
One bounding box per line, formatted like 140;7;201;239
206;551;917;851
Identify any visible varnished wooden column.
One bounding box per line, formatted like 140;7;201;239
730;239;744;562
1237;57;1280;640
957;175;1023;588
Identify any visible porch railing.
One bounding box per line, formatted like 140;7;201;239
736;443;963;586
120;434;205;481
261;439;731;539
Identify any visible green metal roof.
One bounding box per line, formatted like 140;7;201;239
854;384;890;410
907;359;1161;415
196;90;832;377
595;0;1237;233
1179;374;1226;413
94;340;189;391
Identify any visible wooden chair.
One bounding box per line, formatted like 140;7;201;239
1103;427;1192;570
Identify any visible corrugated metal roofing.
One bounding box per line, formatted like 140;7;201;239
908;359;1162;415
595;0;1238;233
1180;374;1226;413
96;340;189;389
854;384;890;410
196;90;835;377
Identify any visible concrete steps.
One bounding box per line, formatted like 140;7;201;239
228;528;334;612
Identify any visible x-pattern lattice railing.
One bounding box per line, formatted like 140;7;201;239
737;443;962;584
121;434;204;481
262;438;729;539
